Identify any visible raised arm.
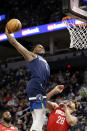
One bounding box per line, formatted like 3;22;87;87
65;107;78;126
47;85;64;100
5;27;36;61
46;101;58;112
61;104;78;126
46;85;64;112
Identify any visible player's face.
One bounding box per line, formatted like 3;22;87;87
66;100;76;112
33;44;45;55
3;111;11;123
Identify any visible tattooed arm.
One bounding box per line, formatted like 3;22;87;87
5;27;36;61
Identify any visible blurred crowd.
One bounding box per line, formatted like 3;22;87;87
0;0;64;33
0;65;87;131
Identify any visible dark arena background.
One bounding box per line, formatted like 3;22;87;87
0;0;87;130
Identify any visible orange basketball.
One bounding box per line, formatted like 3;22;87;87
6;19;22;33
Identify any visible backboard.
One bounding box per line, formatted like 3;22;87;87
62;0;87;22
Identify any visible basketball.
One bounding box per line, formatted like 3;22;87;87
6;19;22;33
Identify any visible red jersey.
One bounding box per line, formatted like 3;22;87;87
0;123;17;131
47;107;70;131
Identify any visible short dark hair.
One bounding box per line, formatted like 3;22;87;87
0;109;9;119
31;44;39;52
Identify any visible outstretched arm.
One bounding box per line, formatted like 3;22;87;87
46;85;64;112
5;27;36;61
47;85;64;100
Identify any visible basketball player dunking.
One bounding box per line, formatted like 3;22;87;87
5;27;64;131
46;98;78;131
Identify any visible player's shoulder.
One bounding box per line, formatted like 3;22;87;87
10;124;17;129
28;55;38;63
51;102;59;111
54;106;64;113
0;122;4;127
0;123;7;130
0;123;17;130
53;103;59;109
37;55;44;59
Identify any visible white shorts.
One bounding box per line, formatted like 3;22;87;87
30;108;46;131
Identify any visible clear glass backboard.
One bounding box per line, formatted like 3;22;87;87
70;0;87;19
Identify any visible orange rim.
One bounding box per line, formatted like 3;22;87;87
62;16;87;26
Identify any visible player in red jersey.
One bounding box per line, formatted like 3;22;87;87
46;98;78;131
0;111;18;131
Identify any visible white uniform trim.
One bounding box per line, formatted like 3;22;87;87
29;96;46;100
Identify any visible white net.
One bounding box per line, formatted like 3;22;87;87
62;17;87;50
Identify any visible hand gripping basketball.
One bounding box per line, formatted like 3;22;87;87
6;19;22;33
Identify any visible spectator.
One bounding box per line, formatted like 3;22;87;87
0;111;18;131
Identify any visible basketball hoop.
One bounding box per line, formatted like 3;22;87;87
62;16;87;49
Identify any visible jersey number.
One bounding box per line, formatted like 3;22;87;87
56;116;65;125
